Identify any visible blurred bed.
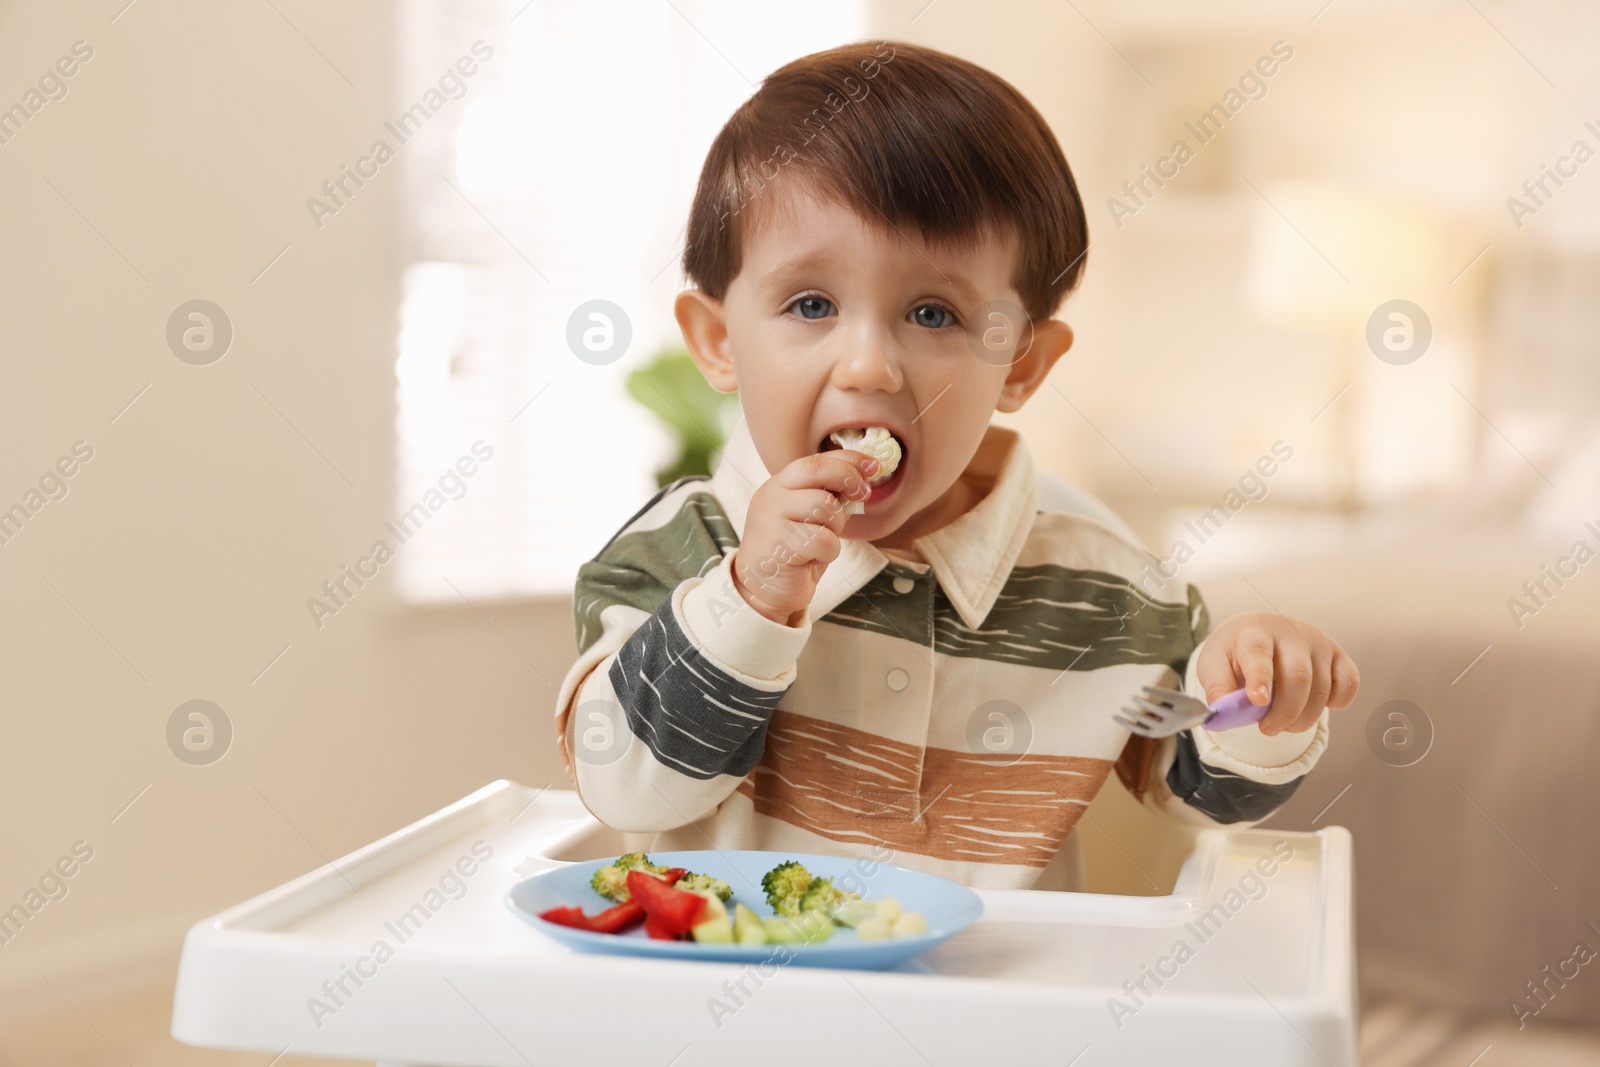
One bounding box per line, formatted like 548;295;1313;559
1180;431;1600;1029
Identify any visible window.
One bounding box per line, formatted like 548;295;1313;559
393;0;865;600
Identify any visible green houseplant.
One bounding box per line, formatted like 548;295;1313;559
625;346;741;487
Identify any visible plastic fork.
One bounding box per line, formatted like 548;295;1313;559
1114;685;1268;738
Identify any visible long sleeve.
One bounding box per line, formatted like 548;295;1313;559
1114;583;1328;828
554;481;813;833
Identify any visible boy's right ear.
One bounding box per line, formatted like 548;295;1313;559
674;290;738;393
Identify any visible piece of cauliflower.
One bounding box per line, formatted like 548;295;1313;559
829;426;902;514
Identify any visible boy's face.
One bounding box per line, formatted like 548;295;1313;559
677;181;1073;546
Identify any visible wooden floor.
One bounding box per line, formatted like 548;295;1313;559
5;966;1599;1065
1359;996;1600;1067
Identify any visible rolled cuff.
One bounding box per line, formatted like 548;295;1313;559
677;548;812;683
1183;636;1329;783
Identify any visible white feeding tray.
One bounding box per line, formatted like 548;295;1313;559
172;780;1357;1066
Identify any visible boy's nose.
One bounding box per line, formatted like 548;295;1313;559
829;334;903;393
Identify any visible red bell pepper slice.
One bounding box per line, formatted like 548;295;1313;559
537;867;690;935
537;905;590;928
643;914;679;940
587;901;646;934
540;899;648;934
626;868;706;937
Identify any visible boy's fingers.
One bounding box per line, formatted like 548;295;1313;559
1328;648;1361;708
780;488;857;534
1286;703;1325;734
1231;629;1276;707
1282;655;1333;733
779;451;878;494
781;524;840;568
1262;644;1314;735
1302;650;1333;718
1194;639;1238;705
737;518;841;607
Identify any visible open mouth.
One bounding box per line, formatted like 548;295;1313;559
819;426;908;510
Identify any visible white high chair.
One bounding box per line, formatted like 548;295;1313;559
170;474;1356;1066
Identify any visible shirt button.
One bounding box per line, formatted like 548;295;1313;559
892;576;915;594
886;668;910;691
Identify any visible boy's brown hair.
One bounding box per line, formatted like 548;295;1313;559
682;40;1089;322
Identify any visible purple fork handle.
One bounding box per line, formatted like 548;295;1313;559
1200;687;1270;731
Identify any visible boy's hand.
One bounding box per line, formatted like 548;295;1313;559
731;451;878;625
1194;612;1360;736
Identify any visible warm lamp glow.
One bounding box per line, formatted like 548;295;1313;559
1243;182;1453;331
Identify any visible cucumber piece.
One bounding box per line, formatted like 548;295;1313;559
733;903;766;945
692;913;734;943
681;890;729;943
761;913;834;945
830;899;878;928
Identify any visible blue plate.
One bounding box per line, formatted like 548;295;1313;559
506;850;983;970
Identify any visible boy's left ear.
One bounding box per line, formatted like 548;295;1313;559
995;318;1074;413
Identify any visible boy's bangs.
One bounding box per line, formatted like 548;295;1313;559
684;40;1089;322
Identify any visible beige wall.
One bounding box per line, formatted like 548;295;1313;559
0;0;576;1007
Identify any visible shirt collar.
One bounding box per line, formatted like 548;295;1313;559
709;414;1040;629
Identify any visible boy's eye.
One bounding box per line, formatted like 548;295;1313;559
789;295;834;320
910;304;957;329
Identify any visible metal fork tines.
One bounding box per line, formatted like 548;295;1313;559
1113;685;1209;739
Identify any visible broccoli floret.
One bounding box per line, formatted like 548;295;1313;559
798;877;859;919
590;865;630;902
590;853;665;902
677;871;733;902
761;860;814;917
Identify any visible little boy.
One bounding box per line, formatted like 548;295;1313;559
553;40;1358;891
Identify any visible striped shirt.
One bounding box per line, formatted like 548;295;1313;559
553;416;1329;891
